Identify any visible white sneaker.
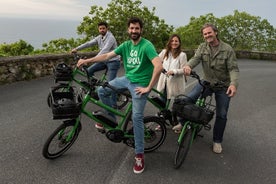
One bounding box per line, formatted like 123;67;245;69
213;143;222;154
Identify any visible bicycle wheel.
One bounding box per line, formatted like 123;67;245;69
116;93;129;109
42;119;81;159
123;116;167;153
174;126;193;169
47;84;74;108
144;116;167;152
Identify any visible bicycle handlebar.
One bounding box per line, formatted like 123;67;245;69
161;68;174;76
189;71;210;89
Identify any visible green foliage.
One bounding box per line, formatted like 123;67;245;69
1;7;275;57
218;10;276;52
175;13;219;49
175;10;276;52
36;38;84;54
0;40;34;57
76;0;173;49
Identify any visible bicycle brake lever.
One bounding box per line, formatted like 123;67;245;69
190;71;199;79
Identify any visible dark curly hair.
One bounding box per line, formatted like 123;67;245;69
127;17;143;29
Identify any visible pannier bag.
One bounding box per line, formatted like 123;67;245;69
172;95;214;125
50;88;81;119
54;63;72;82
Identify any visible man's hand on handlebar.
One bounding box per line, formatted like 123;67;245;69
183;65;192;75
77;58;88;68
71;48;77;54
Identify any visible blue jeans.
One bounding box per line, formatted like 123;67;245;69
87;59;120;81
186;82;231;143
97;76;149;154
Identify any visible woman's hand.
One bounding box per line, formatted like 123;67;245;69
166;70;174;76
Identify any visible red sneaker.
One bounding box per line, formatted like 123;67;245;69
95;123;104;130
133;154;145;174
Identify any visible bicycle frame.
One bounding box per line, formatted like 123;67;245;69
59;66;107;91
177;121;199;144
147;88;174;126
81;90;132;130
147;88;171;110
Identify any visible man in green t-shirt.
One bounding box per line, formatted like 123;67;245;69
77;17;163;174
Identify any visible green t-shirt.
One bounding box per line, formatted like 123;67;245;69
114;38;158;86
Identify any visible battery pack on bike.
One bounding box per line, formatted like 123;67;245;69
92;110;117;128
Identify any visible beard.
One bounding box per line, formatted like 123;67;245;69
129;32;141;41
205;35;216;43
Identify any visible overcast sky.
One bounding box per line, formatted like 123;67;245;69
0;0;275;27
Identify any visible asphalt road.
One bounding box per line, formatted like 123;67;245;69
0;59;276;184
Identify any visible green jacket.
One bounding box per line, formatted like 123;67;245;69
187;40;239;89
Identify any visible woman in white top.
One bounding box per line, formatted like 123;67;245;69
157;34;187;102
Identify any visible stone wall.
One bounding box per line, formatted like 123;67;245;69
0;52;96;85
0;51;275;85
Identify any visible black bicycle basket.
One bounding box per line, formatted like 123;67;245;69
172;95;214;125
50;87;81;119
53;63;72;82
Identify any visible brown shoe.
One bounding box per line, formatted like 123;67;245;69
172;123;182;134
213;143;222;154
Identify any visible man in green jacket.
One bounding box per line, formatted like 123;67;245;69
180;23;239;154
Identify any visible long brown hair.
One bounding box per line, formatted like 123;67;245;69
163;34;182;60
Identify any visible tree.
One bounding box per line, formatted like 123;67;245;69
219;10;276;52
39;38;81;53
175;13;219;49
0;40;34;57
175;10;276;52
76;0;173;49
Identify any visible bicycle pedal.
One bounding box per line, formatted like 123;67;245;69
197;134;203;138
97;129;106;134
204;124;211;131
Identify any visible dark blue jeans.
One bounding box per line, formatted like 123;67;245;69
87;59;120;81
186;82;231;143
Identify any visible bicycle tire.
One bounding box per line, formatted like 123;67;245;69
123;116;167;153
47;84;74;108
42;119;81;159
174;126;193;169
